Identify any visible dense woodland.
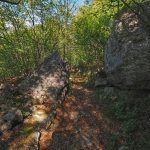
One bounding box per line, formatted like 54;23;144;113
0;0;146;78
0;0;150;150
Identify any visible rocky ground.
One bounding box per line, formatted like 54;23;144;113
0;75;149;150
0;76;119;150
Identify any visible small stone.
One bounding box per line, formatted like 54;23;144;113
2;109;23;130
95;78;108;87
32;131;40;139
104;87;115;95
0;122;11;131
119;146;129;150
0;83;4;90
3;109;23;122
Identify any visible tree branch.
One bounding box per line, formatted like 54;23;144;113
121;0;150;30
0;0;21;5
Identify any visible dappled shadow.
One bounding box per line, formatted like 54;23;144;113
38;79;119;150
0;102;53;149
0;76;119;150
17;51;69;103
0;52;71;150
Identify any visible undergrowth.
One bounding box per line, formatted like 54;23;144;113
95;87;150;150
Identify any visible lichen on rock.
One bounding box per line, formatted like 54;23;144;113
18;51;70;104
104;2;150;89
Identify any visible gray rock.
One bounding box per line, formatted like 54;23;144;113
94;69;108;87
3;109;23;122
0;108;23;132
119;146;129;150
95;78;108;87
104;87;115;96
0;83;4;90
104;2;150;89
18;51;69;104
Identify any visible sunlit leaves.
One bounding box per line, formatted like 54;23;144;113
72;0;117;66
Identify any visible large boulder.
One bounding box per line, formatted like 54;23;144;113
104;2;150;89
18;51;70;104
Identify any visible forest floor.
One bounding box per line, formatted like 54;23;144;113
0;76;119;150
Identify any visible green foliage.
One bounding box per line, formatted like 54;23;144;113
0;0;148;79
72;0;116;67
2;0;143;78
95;87;150;150
0;1;149;149
19;125;35;135
0;0;73;78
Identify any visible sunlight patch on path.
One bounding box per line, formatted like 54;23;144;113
32;110;48;123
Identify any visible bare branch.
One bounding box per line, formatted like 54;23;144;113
0;0;21;5
121;0;150;31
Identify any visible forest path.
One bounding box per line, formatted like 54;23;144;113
0;76;115;150
43;76;107;150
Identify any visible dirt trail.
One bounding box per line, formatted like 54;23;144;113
45;78;107;150
0;77;115;150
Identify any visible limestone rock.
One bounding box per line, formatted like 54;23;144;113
119;146;129;150
0;108;23;133
94;78;108;87
0;83;4;90
104;2;150;89
18;51;69;103
94;69;108;87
